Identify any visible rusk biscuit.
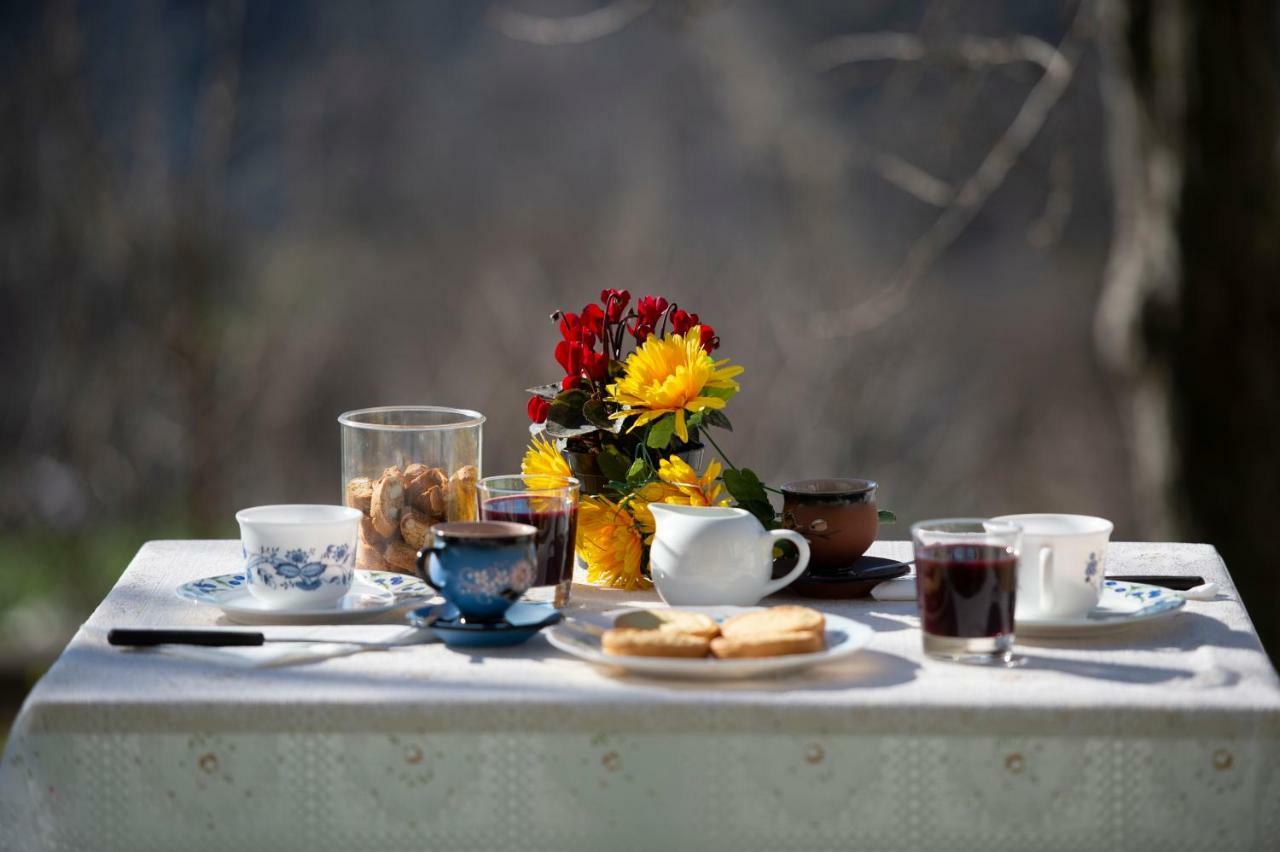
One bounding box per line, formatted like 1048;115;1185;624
359;515;386;546
413;484;446;518
382;539;419;575
346;477;373;514
720;606;824;639
406;467;448;504
445;465;479;521
601;628;711;658
399;509;433;551
613;609;720;640
358;541;390;571
709;630;826;659
370;466;405;537
401;464;429;487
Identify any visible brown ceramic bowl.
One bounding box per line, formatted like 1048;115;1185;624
780;478;879;576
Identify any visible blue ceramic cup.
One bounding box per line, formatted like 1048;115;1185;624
415;521;538;622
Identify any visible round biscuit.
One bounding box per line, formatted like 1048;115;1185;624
709;630;826;659
601;628;711;658
613;609;720;639
720;605;825;639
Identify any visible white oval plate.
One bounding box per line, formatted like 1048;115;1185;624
1016;579;1185;637
176;570;435;625
547;605;874;679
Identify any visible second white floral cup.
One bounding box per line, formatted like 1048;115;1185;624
990;513;1114;620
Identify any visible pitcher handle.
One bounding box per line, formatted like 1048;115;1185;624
761;530;811;597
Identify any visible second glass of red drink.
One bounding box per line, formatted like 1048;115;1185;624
478;474;579;609
912;518;1021;665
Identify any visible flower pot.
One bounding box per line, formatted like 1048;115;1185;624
563;443;706;496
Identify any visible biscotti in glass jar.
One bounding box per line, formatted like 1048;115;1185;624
338;406;484;573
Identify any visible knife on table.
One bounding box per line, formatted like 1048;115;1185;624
1104;575;1205;591
107;627;432;649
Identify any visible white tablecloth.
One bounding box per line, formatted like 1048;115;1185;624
2;541;1277;851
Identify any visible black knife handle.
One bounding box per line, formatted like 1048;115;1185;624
1105;575;1205;591
108;628;266;647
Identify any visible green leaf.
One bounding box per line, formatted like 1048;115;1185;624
582;398;614;430
700;386;737;401
722;467;768;505
646;415;676;450
686;411;705;430
626;458;652;485
877;509;897;524
721;467;776;527
544;421;596;439
596;444;633;482
525;382;563;401
702;409;732;431
548;389;589;429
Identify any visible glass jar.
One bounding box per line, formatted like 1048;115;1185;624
338;406;485;573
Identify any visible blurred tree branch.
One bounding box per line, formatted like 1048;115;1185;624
486;0;654;45
812;2;1090;338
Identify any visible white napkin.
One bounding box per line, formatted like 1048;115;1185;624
869;577;1222;603
871;575;917;601
92;625;432;668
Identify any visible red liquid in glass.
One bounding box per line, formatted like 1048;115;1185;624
480;495;578;587
916;543;1017;638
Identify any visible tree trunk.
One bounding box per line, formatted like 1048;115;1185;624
1097;1;1280;657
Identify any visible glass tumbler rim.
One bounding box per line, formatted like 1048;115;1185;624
911;517;1022;538
337;406;486;431
478;473;581;495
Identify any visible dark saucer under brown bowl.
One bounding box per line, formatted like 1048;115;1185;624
789;556;911;600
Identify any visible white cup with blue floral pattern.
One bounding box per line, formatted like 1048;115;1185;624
236;505;361;609
990;513;1114;620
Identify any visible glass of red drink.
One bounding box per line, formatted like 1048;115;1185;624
912;518;1021;665
478;474;579;609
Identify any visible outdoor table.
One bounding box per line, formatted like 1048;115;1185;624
2;540;1277;851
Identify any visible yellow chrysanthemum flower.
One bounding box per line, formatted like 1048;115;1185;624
606;326;743;443
577;495;649;591
657;456;728;506
521;434;573;490
629;456;731;538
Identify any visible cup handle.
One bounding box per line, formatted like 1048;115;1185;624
761;530;812;597
414;538;445;594
1038;545;1054;615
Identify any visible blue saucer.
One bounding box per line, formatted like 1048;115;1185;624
407;601;562;648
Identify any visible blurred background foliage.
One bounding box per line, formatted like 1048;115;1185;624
1;0;1276;730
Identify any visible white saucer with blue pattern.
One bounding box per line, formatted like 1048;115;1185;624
1015;579;1185;637
177;570;434;625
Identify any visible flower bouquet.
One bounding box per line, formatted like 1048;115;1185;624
522;290;777;590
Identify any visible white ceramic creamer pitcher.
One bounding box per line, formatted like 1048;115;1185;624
648;504;811;606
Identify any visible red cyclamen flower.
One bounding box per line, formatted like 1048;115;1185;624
600;289;631;322
670;309;700;335
582;348;609;381
580;303;605;337
698;324;718;352
527;396;550;423
633;295;668;327
555;340;586;375
558;312;598;348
